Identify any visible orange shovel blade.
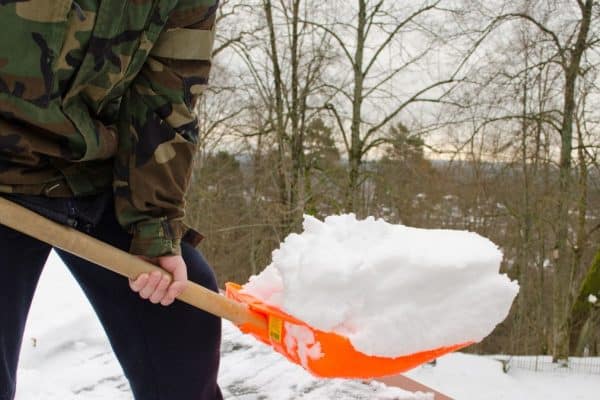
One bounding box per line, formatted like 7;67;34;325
225;283;471;379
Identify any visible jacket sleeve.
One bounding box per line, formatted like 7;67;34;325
113;0;218;257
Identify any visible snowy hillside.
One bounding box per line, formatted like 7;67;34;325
14;252;600;399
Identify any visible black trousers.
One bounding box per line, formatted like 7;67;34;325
0;194;223;400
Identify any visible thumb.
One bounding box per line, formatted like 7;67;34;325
158;255;187;282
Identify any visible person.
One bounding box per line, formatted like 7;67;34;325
0;1;222;399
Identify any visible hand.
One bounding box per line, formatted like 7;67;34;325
129;255;188;306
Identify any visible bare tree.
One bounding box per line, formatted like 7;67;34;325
499;0;596;361
453;0;599;359
306;0;479;212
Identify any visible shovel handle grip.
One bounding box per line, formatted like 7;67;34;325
0;197;266;330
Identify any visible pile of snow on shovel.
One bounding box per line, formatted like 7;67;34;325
243;214;519;357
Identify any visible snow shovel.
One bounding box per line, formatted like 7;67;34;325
0;196;471;380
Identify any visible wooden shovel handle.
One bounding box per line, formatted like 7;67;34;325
0;197;266;330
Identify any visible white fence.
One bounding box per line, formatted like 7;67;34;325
493;355;600;375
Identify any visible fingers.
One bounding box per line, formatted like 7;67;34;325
129;271;171;303
138;271;162;299
161;281;185;306
149;274;172;304
157;255;188;306
129;273;148;292
129;255;188;306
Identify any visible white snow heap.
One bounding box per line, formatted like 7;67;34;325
588;294;598;304
243;214;519;358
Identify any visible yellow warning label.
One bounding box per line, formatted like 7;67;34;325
269;316;283;343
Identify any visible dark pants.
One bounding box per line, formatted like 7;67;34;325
0;194;223;400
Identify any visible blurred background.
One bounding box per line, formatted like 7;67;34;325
185;0;600;361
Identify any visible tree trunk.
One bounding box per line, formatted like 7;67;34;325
552;0;594;361
289;0;306;229
568;248;600;354
264;0;291;216
346;0;366;212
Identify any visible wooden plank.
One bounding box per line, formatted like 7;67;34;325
377;374;453;400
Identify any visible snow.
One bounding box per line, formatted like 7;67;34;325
588;294;597;304
404;353;600;400
14;251;599;399
243;214;519;357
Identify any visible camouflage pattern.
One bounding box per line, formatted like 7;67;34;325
0;0;218;257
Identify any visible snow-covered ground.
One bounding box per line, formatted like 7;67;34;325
14;252;600;399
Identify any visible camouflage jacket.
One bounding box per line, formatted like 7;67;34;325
0;0;218;257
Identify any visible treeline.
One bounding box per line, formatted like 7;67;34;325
186;0;600;359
